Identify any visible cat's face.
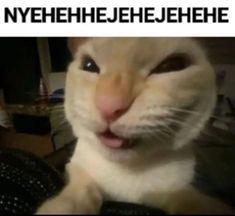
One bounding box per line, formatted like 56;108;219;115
65;38;216;162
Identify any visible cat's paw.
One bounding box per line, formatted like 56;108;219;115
36;197;75;214
36;196;101;215
36;185;102;214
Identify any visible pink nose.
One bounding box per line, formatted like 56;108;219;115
95;94;131;122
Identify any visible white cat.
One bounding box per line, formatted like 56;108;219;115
37;38;234;214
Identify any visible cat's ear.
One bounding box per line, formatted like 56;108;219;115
68;37;89;55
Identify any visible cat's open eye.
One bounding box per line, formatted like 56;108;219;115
80;56;100;73
150;54;191;75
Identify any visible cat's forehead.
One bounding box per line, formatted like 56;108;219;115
91;37;183;51
83;37;201;68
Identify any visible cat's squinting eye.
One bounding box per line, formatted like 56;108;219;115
151;54;191;75
81;56;100;73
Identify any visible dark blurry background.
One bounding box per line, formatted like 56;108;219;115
0;38;71;104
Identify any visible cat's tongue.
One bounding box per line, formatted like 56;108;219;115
98;130;129;149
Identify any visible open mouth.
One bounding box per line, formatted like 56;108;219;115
97;129;135;149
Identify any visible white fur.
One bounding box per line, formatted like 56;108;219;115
65;37;216;208
71;134;195;204
38;38;229;214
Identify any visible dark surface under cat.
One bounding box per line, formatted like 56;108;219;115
0;126;234;214
0;147;167;215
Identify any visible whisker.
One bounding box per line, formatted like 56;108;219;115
138;128;169;143
134;123;175;141
151;132;168;144
166;116;231;144
166;117;196;129
115;106;229;130
167;106;231;123
150;129;173;144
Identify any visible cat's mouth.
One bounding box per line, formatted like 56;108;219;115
97;129;135;150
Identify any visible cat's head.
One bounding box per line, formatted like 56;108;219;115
65;38;216;162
